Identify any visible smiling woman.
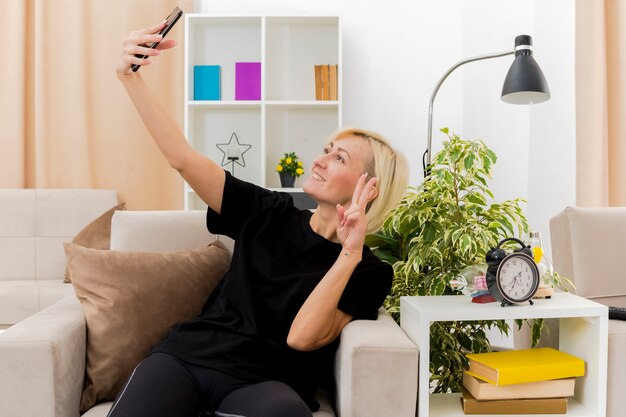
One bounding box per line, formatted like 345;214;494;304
303;128;408;235
114;16;409;416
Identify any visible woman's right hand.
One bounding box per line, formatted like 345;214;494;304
115;19;226;216
116;21;178;78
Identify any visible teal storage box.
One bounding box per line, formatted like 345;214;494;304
194;65;221;100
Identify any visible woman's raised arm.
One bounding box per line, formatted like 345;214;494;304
116;22;225;213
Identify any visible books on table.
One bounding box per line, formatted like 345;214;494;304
463;372;575;401
460;388;567;414
460;348;584;415
465;347;585;385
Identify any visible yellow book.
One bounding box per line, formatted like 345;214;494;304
465;348;585;386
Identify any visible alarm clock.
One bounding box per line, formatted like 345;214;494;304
485;237;540;307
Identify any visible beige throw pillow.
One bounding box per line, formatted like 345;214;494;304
63;202;126;283
65;241;230;411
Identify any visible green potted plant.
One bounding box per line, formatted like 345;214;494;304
367;128;571;393
275;152;304;188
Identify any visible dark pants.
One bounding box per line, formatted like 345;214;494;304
106;353;312;417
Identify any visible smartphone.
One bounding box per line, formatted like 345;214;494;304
131;6;183;72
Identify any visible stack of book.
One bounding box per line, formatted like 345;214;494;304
461;347;585;414
314;64;338;100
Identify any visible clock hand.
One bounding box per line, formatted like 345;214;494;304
510;272;523;289
503;279;516;288
501;270;523;292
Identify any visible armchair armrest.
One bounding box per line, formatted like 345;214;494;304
0;295;86;417
335;309;418;417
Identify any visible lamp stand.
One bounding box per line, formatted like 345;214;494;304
424;49;514;177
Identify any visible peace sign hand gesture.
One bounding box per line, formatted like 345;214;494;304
336;174;378;256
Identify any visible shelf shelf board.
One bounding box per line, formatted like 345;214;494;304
265;16;339;26
431;393;596;417
186;15;262;27
265;100;339;109
188;101;338;109
188;101;262;109
401;293;608;322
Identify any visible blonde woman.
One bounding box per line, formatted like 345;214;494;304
110;21;408;417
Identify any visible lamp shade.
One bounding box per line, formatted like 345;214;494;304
501;35;550;104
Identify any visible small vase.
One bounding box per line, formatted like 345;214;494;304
279;172;296;188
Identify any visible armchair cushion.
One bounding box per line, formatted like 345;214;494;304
0;296;85;417
64;241;230;411
550;206;626;417
550;206;626;300
63;203;126;283
336;312;419;417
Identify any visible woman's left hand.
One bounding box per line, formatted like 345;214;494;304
336;174;378;255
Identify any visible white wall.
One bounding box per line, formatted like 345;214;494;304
461;1;534;205
527;1;577;258
195;0;576;258
461;0;576;259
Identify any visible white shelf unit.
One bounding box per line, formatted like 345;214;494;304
184;15;342;209
400;293;609;417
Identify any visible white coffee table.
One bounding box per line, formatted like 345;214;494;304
401;292;608;417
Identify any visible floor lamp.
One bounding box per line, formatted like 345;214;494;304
423;35;551;178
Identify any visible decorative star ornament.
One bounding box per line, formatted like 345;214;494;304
216;132;252;168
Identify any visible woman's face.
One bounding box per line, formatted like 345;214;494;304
302;135;373;207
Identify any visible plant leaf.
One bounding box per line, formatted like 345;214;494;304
531;319;544;347
466;193;486;206
464;153;476;171
422;221;438;243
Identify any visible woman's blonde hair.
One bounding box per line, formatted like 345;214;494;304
326;127;409;234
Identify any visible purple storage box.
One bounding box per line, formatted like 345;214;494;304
235;62;261;100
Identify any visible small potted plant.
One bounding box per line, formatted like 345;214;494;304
275;152;304;187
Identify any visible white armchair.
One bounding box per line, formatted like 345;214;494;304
550;206;626;417
0;210;419;417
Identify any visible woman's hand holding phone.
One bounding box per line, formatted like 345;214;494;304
117;21;178;78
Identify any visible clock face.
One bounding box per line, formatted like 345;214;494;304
496;253;539;303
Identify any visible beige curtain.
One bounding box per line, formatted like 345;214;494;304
576;0;626;206
0;0;193;210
